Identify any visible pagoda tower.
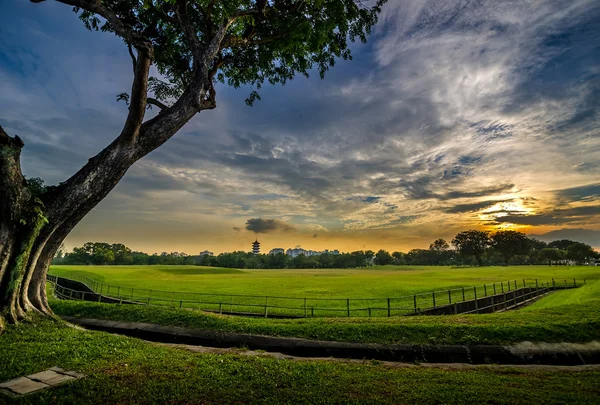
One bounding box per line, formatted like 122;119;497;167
252;240;260;255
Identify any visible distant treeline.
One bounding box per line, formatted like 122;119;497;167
53;230;598;268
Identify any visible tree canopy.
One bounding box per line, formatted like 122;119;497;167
65;0;386;107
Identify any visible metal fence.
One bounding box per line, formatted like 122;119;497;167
47;273;584;318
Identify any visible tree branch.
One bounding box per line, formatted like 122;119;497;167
31;0;153;55
146;97;169;112
175;0;203;57
119;48;151;143
127;43;137;74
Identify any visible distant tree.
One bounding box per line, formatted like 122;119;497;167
392;251;405;265
490;231;531;266
566;242;596;264
429;239;449;252
548;239;578;250
374;249;393;265
539;248;565;266
451;230;490;266
528;238;547;251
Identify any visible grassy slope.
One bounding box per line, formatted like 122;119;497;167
49;265;600;298
51;280;600;345
1;320;599;404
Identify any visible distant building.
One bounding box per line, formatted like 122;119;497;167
252;240;261;255
269;248;285;255
286;247;307;257
199;250;213;256
285;247;341;257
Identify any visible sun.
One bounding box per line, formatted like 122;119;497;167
478;200;535;231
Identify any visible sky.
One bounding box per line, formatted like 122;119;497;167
1;0;599;255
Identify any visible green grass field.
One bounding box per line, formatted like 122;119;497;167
49;265;600;317
51;279;600;345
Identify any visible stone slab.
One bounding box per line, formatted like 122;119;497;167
49;366;85;379
28;370;75;386
0;377;49;395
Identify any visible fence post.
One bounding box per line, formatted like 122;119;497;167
82;292;85;301
413;295;417;314
493;283;496;295
387;298;391;317
304;298;307;317
265;296;269;318
484;284;487;297
522;279;525;288
180;300;183;309
462;287;465;301
474;286;478;314
564;279;567;288
448;290;452;304
219;302;223;314
573;278;576;287
347;298;350;317
552;278;555;290
514;280;517;290
507;281;510;291
535;279;539;298
368;308;371;317
432;292;436;308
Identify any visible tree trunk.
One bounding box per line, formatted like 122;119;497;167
0;124;147;331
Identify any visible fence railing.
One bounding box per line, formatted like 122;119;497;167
47;273;584;318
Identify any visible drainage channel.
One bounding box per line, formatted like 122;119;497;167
62;316;600;366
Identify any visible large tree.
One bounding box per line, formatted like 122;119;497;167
0;0;384;330
490;230;531;266
451;230;490;266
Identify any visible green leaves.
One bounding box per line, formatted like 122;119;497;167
72;0;385;105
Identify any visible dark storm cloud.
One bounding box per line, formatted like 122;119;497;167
556;184;600;202
245;218;296;234
494;205;600;226
444;200;506;214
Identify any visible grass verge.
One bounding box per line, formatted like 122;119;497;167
1;319;599;404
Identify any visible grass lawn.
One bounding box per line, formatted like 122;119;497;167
51;279;600;345
1;319;599;404
49;265;600;317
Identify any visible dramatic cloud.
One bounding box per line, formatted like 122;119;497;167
1;0;599;253
245;218;296;234
494;206;600;226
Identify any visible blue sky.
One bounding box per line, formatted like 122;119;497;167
1;0;599;253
